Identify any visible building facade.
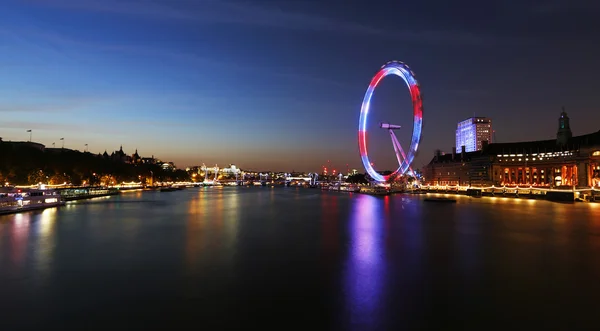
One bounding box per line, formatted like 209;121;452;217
421;147;472;186
220;164;241;175
455;117;492;152
425;112;600;188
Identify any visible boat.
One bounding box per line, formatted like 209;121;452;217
0;187;64;215
57;186;119;201
424;197;457;203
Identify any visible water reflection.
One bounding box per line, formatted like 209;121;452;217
10;213;31;270
184;190;209;271
1;209;58;282
344;194;386;328
321;193;339;264
32;208;57;280
30;208;58;283
184;188;240;273
0;189;599;329
453;202;481;277
223;190;239;248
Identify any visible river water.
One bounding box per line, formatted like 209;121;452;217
1;188;599;330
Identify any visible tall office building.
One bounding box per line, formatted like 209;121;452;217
455;117;492;152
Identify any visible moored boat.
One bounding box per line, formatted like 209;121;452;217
0;187;64;215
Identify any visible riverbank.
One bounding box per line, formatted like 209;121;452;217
323;184;600;202
419;187;599;203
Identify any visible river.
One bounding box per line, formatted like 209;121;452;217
1;188;599;330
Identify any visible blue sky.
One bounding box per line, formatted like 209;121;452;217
1;0;600;171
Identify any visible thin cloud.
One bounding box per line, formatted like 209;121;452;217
0;120;89;132
0;104;73;113
0;92;120;114
8;27;356;90
24;0;503;46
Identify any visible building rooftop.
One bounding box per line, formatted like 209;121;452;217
483;130;600;155
428;129;600;165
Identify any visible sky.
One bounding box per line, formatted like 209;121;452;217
1;0;600;172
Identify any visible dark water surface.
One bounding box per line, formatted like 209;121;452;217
1;188;600;330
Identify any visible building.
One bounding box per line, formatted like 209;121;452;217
141;156;157;164
557;107;572;145
455;117;493;152
0;141;46;151
422;147;472;186
162;162;176;171
220;164;241;175
111;146;130;163
131;149;141;164
425;111;600;188
186;166;200;173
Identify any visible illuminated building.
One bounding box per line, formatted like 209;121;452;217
421;148;472;186
141;156;157;164
131;149;141;164
425;111;600;188
162;162;176;171
455;117;492;152
220;164;241;175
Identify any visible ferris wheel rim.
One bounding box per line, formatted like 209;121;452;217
358;61;423;182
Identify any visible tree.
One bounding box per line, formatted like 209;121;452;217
0;143;192;185
49;172;70;185
346;173;368;184
27;170;46;185
386;172;400;186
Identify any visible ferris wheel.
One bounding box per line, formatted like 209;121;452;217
358;61;423;182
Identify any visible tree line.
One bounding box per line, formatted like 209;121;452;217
0;142;189;186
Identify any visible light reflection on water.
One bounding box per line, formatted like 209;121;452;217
321;193;339;264
0;189;599;329
184;188;240;274
344;194;386;328
9;213;31;275
32;208;57;281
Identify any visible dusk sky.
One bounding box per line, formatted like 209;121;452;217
1;0;600;172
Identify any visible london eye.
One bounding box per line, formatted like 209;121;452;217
358;61;424;182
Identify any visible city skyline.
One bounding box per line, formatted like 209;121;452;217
2;0;600;171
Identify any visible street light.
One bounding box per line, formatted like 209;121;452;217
85;144;88;152
27;129;32;142
60;138;64;148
